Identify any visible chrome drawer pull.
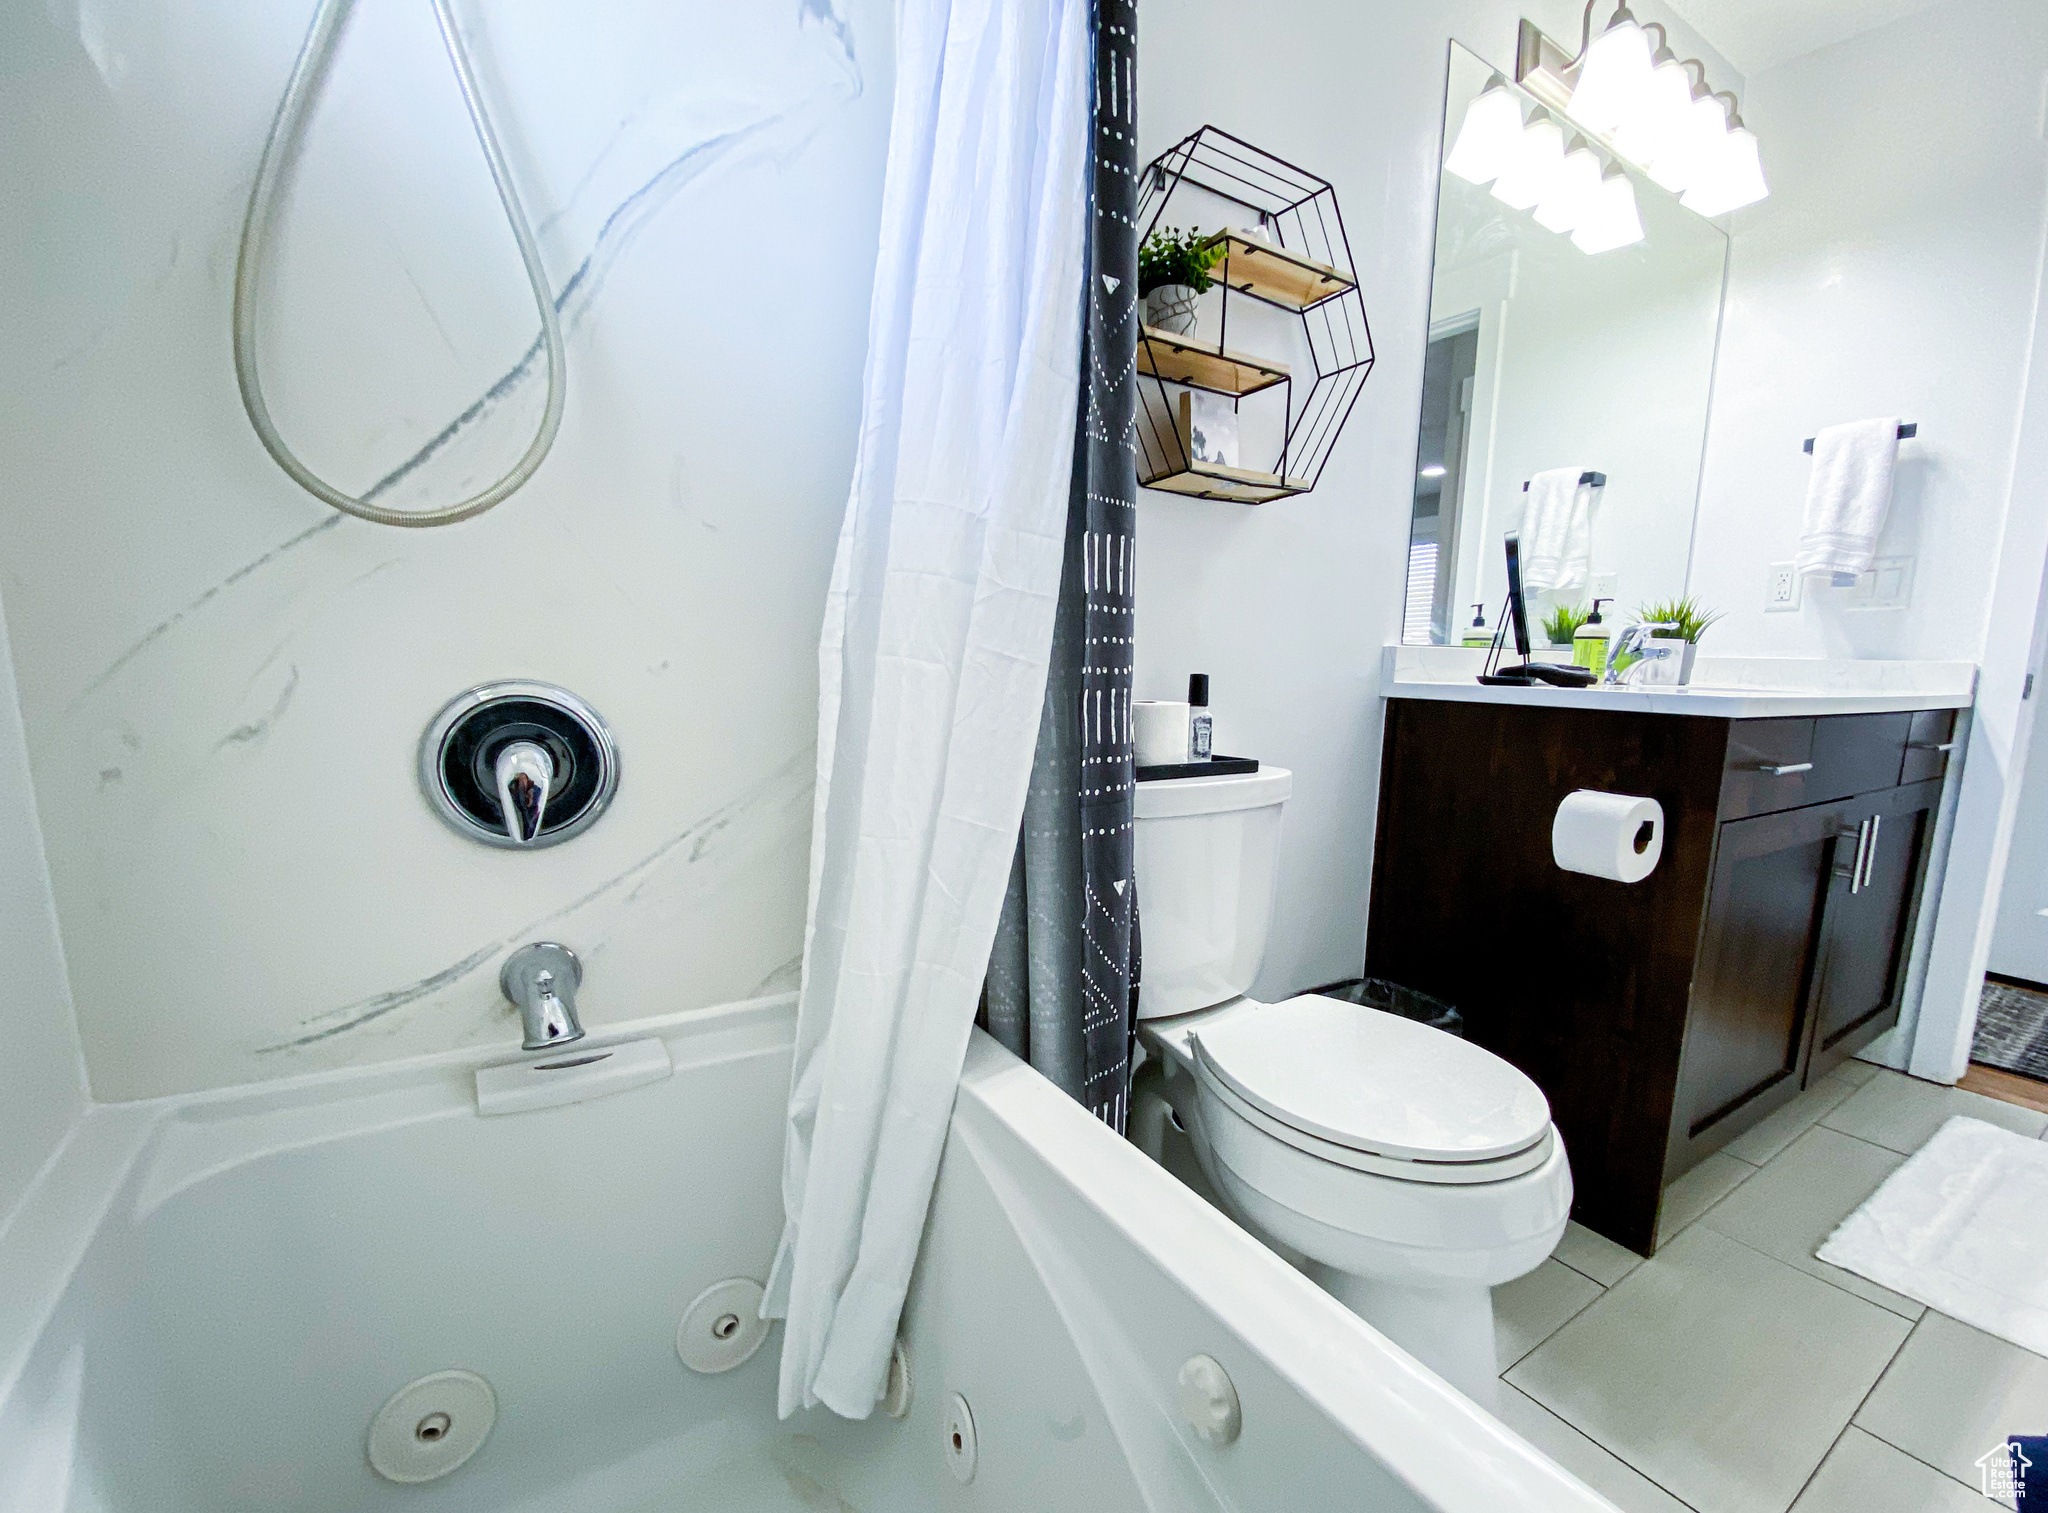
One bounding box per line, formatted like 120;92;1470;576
1836;818;1871;892
1753;761;1814;776
1860;813;1881;891
1908;741;1956;753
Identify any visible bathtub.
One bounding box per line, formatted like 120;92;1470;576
0;997;1615;1512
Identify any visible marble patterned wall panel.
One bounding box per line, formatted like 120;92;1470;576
0;0;891;1099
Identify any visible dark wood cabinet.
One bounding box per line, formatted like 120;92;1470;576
1366;698;1954;1255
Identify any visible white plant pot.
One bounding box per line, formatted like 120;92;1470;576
1145;283;1201;335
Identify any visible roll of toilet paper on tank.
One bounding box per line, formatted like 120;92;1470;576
1134;701;1190;767
1552;790;1664;883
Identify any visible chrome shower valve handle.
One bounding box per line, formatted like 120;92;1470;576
493;741;555;844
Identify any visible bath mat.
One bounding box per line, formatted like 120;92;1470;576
1817;1116;2048;1357
1975;978;2048;1083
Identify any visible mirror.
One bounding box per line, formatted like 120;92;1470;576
1405;42;1729;649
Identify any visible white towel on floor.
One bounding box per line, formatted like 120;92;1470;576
1796;417;1899;585
1521;467;1594;593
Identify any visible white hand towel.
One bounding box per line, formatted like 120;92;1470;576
1521;467;1594;594
1796;417;1899;585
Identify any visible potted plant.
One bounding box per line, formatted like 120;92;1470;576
1541;601;1588;651
1634;596;1724;685
1140;227;1227;335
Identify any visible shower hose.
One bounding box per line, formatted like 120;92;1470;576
232;0;566;527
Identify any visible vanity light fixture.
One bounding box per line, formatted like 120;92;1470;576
1533;139;1605;233
1681;104;1769;217
1515;2;1768;219
1445;76;1527;185
1490;110;1566;210
1571;168;1646;254
1565;4;1653;135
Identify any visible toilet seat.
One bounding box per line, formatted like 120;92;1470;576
1193;1062;1556;1185
1187;993;1552;1170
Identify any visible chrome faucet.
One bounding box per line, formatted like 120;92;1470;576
1603;622;1681;685
494;740;554;844
500;942;584;1050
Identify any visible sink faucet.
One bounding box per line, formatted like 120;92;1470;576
494;741;554;844
500;942;584;1050
1604;622;1681;685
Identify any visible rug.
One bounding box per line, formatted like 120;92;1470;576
1974;978;2048;1082
1818;1116;2048;1358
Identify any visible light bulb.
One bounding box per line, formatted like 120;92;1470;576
1420;465;1447;479
1612;56;1695;172
1682;124;1770;216
1445;81;1526;186
1568;15;1654;136
1649;91;1728;194
1534;145;1604;233
1572;171;1645;254
1491;116;1566;211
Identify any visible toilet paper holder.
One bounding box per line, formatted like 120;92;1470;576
1552;790;1665;884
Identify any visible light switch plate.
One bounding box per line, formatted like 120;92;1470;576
1835;555;1914;611
1766;562;1801;613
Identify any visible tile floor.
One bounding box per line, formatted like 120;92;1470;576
1491;1061;2048;1513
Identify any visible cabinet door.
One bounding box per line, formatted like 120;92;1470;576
1677;805;1835;1147
1806;780;1941;1077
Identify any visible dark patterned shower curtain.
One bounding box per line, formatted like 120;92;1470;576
982;0;1139;1130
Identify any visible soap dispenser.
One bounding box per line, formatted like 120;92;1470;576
1573;598;1613;676
1460;604;1492;648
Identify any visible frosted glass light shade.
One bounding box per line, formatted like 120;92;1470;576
1611;57;1696;173
1533;147;1604;233
1567;18;1653;135
1682;125;1770;216
1491;118;1566;211
1445;84;1525;185
1649;92;1729;193
1572;171;1645;254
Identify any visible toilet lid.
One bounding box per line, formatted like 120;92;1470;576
1189;994;1551;1163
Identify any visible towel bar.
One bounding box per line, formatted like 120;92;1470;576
1521;471;1607;491
1803;423;1917;454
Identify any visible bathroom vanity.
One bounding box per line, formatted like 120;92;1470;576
1364;657;1973;1255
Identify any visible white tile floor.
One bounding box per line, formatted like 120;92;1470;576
1494;1063;2048;1513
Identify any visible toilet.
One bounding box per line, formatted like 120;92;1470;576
1128;766;1571;1406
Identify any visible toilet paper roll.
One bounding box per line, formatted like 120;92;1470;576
1552;790;1664;883
1134;701;1191;767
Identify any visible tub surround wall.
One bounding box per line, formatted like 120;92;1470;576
0;0;891;1099
0;599;87;1229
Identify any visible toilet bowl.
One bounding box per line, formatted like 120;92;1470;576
1128;767;1571;1406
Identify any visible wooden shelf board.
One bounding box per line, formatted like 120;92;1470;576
1141;459;1309;505
1136;327;1289;396
1202;232;1357;312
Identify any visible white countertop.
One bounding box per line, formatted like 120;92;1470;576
1382;646;1976;719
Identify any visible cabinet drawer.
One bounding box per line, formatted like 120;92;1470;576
1902;709;1958;784
1809;712;1913;800
1719;713;1914;819
1719;719;1814;819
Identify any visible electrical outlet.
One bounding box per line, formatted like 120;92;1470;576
1766;562;1801;613
1590;572;1619;602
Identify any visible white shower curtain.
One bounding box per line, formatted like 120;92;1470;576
762;0;1091;1420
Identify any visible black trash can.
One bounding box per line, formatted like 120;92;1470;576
1313;977;1463;1038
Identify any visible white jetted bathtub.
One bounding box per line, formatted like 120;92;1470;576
0;998;1615;1512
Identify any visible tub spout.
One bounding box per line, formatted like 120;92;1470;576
500;942;585;1050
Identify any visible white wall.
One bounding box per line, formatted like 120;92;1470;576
1687;0;2048;658
0;596;87;1227
1135;0;1737;1002
0;0;891;1099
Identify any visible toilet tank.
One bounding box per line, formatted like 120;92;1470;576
1132;767;1292;1020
